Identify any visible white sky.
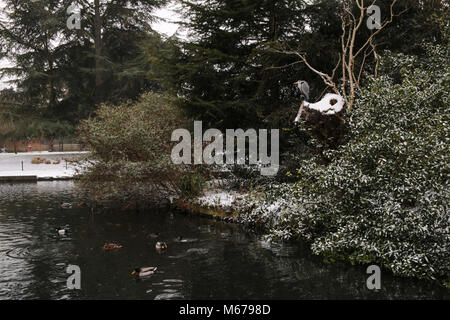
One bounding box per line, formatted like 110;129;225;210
0;1;183;90
153;3;184;38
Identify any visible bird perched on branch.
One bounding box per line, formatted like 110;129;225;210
294;80;310;101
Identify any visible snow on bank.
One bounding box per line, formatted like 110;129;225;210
196;190;241;208
0;152;88;180
190;184;296;228
0;169;77;180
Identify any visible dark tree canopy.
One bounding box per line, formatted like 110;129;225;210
0;0;167;139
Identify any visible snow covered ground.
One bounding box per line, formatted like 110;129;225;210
196;190;242;208
0;151;89;180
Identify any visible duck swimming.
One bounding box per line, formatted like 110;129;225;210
77;202;88;208
55;226;69;236
60;203;72;209
102;243;123;251
131;267;157;277
155;241;167;251
148;233;160;239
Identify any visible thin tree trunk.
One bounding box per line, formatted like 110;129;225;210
269;0;277;42
94;0;103;104
44;32;56;110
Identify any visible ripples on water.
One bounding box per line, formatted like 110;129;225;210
0;181;448;300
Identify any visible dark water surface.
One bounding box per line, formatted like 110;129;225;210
0;181;448;300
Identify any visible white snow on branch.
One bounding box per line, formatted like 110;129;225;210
295;93;345;123
306;93;345;115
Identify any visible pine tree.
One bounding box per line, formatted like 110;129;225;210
156;0;446;130
0;0;168;132
157;0;343;129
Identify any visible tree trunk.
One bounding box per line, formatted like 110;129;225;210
94;0;103;104
294;94;347;152
49;138;54;152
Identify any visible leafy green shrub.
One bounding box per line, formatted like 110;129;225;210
241;44;449;283
177;172;207;198
77;92;199;207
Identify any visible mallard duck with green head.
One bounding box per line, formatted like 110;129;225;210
155;241;167;251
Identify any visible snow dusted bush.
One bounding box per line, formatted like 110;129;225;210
241;45;449;283
77;93;201;207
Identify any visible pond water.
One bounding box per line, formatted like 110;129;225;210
0;181;448;300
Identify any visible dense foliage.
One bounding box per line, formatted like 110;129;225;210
241;45;450;283
155;0;342;129
149;0;447;131
77;92;200;207
0;0;167;140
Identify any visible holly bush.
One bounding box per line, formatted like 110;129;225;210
241;44;449;283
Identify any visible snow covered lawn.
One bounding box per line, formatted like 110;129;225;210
0;151;89;180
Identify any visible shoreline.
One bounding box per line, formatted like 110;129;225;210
0;151;90;157
0;175;76;182
2;177;448;289
0;151;88;182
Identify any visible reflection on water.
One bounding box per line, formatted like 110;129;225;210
0;181;448;300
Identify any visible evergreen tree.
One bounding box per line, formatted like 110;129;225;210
156;0;343;129
155;0;447;130
0;0;167;133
